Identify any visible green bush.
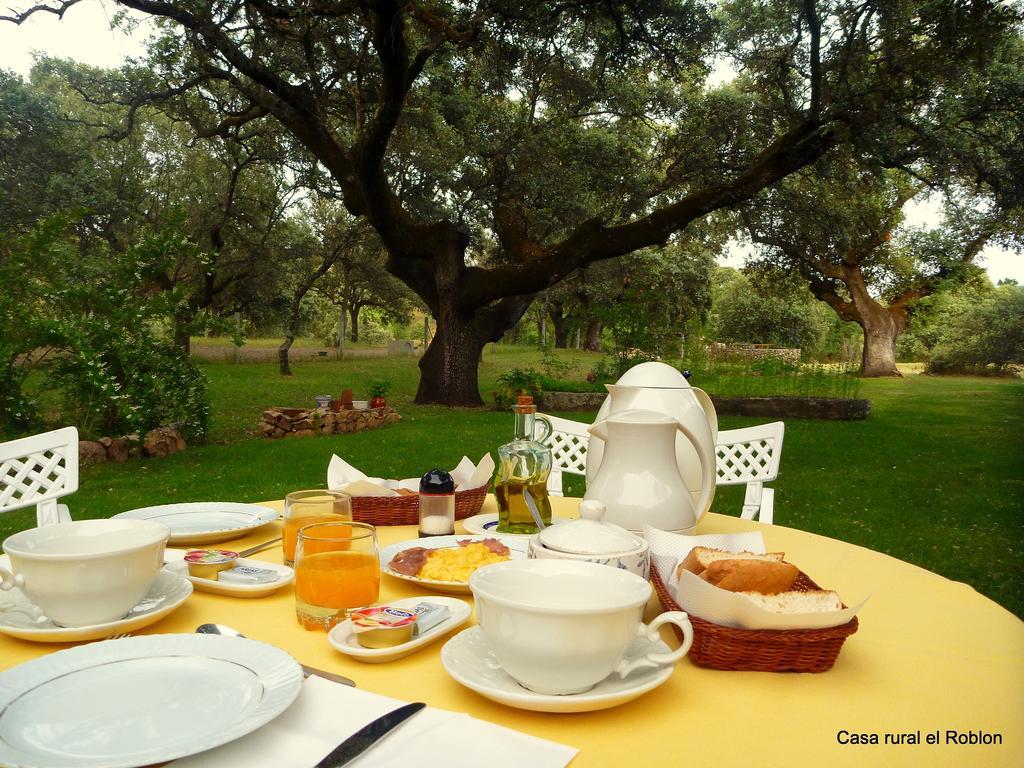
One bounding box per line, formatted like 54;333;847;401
0;218;211;440
926;283;1024;374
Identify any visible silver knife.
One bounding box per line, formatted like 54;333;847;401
314;702;426;768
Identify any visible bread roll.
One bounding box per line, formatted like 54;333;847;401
699;559;799;594
677;546;785;578
738;590;842;613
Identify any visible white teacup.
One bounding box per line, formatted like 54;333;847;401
1;519;170;627
469;558;694;695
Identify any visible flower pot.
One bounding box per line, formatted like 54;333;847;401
370;396;387;410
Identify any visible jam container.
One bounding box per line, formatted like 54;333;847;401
351;602;452;648
184;549;239;579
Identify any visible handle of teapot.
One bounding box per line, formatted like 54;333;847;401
673;420;715;522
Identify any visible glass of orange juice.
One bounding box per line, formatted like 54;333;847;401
294;521;379;631
282;490;352;566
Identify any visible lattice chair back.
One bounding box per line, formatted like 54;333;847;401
535;413;591;497
0;427;79;527
714;421;785;523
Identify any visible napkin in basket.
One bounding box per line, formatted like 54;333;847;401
644;525;868;631
328;454;494;497
170;676;577;768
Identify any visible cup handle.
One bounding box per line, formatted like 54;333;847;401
614;611;694;678
0;566;25;592
0;568;47;623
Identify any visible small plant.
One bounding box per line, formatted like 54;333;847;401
368;378;392;398
368;377;391;409
539;346;575;380
492;368;544;410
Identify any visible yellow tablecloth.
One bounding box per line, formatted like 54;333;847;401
2;497;1021;767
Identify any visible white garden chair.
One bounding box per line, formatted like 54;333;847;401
534;413;591;498
713;421;785;524
536;414;784;523
0;427;79;527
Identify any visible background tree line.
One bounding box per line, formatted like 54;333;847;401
1;0;1022;435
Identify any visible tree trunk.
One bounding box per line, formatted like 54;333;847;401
348;305;360;342
549;302;568;348
338;303;346;358
584;317;603;351
173;315;192;355
278;335;294;376
858;304;905;377
415;309;490;406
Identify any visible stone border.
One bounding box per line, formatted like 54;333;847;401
259;406;401;438
79;425;187;466
540;391;870;420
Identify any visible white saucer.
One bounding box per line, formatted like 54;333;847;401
460;512;571;536
328;596;471;663
113;502;279;545
440;626;675;713
163;550;294;598
0;567;193;643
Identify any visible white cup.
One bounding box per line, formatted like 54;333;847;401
469;558;694;695
1;519;170;627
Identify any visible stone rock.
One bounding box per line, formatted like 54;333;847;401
292;429;315;438
143;426;187;457
79;441;107;466
98;436;114;448
107;437;131;463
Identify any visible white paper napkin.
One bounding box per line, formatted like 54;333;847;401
643;525;868;631
170;676;578;768
328;454;495;497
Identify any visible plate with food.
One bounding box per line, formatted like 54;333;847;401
381;535;527;594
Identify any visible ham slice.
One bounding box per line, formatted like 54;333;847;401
388;547;430;576
459;538;510;556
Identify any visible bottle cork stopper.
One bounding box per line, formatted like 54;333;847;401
513;394;536;414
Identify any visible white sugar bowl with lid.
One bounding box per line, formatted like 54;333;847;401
527;500;650;579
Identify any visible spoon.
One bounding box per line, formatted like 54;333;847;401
523;489;546;530
195;623;356;687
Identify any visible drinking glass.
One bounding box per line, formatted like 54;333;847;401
294;521;379;631
282;489;352;566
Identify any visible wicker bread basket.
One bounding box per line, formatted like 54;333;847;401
350;485;487;526
650;566;858;673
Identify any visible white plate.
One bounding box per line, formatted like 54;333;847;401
113;502;280;545
440;626;675;713
460;512;572;536
328;596;471;663
163;550;294;598
380;535;527;595
0;559;192;643
0;634;302;768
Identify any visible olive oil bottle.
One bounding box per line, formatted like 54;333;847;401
495;396;553;534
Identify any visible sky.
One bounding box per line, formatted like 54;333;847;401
1;1;1020;284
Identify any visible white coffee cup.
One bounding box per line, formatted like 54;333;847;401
469;558;694;695
1;519;170;627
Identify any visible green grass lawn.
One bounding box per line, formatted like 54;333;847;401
3;346;1022;618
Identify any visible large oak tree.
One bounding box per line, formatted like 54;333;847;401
6;0;1019;403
